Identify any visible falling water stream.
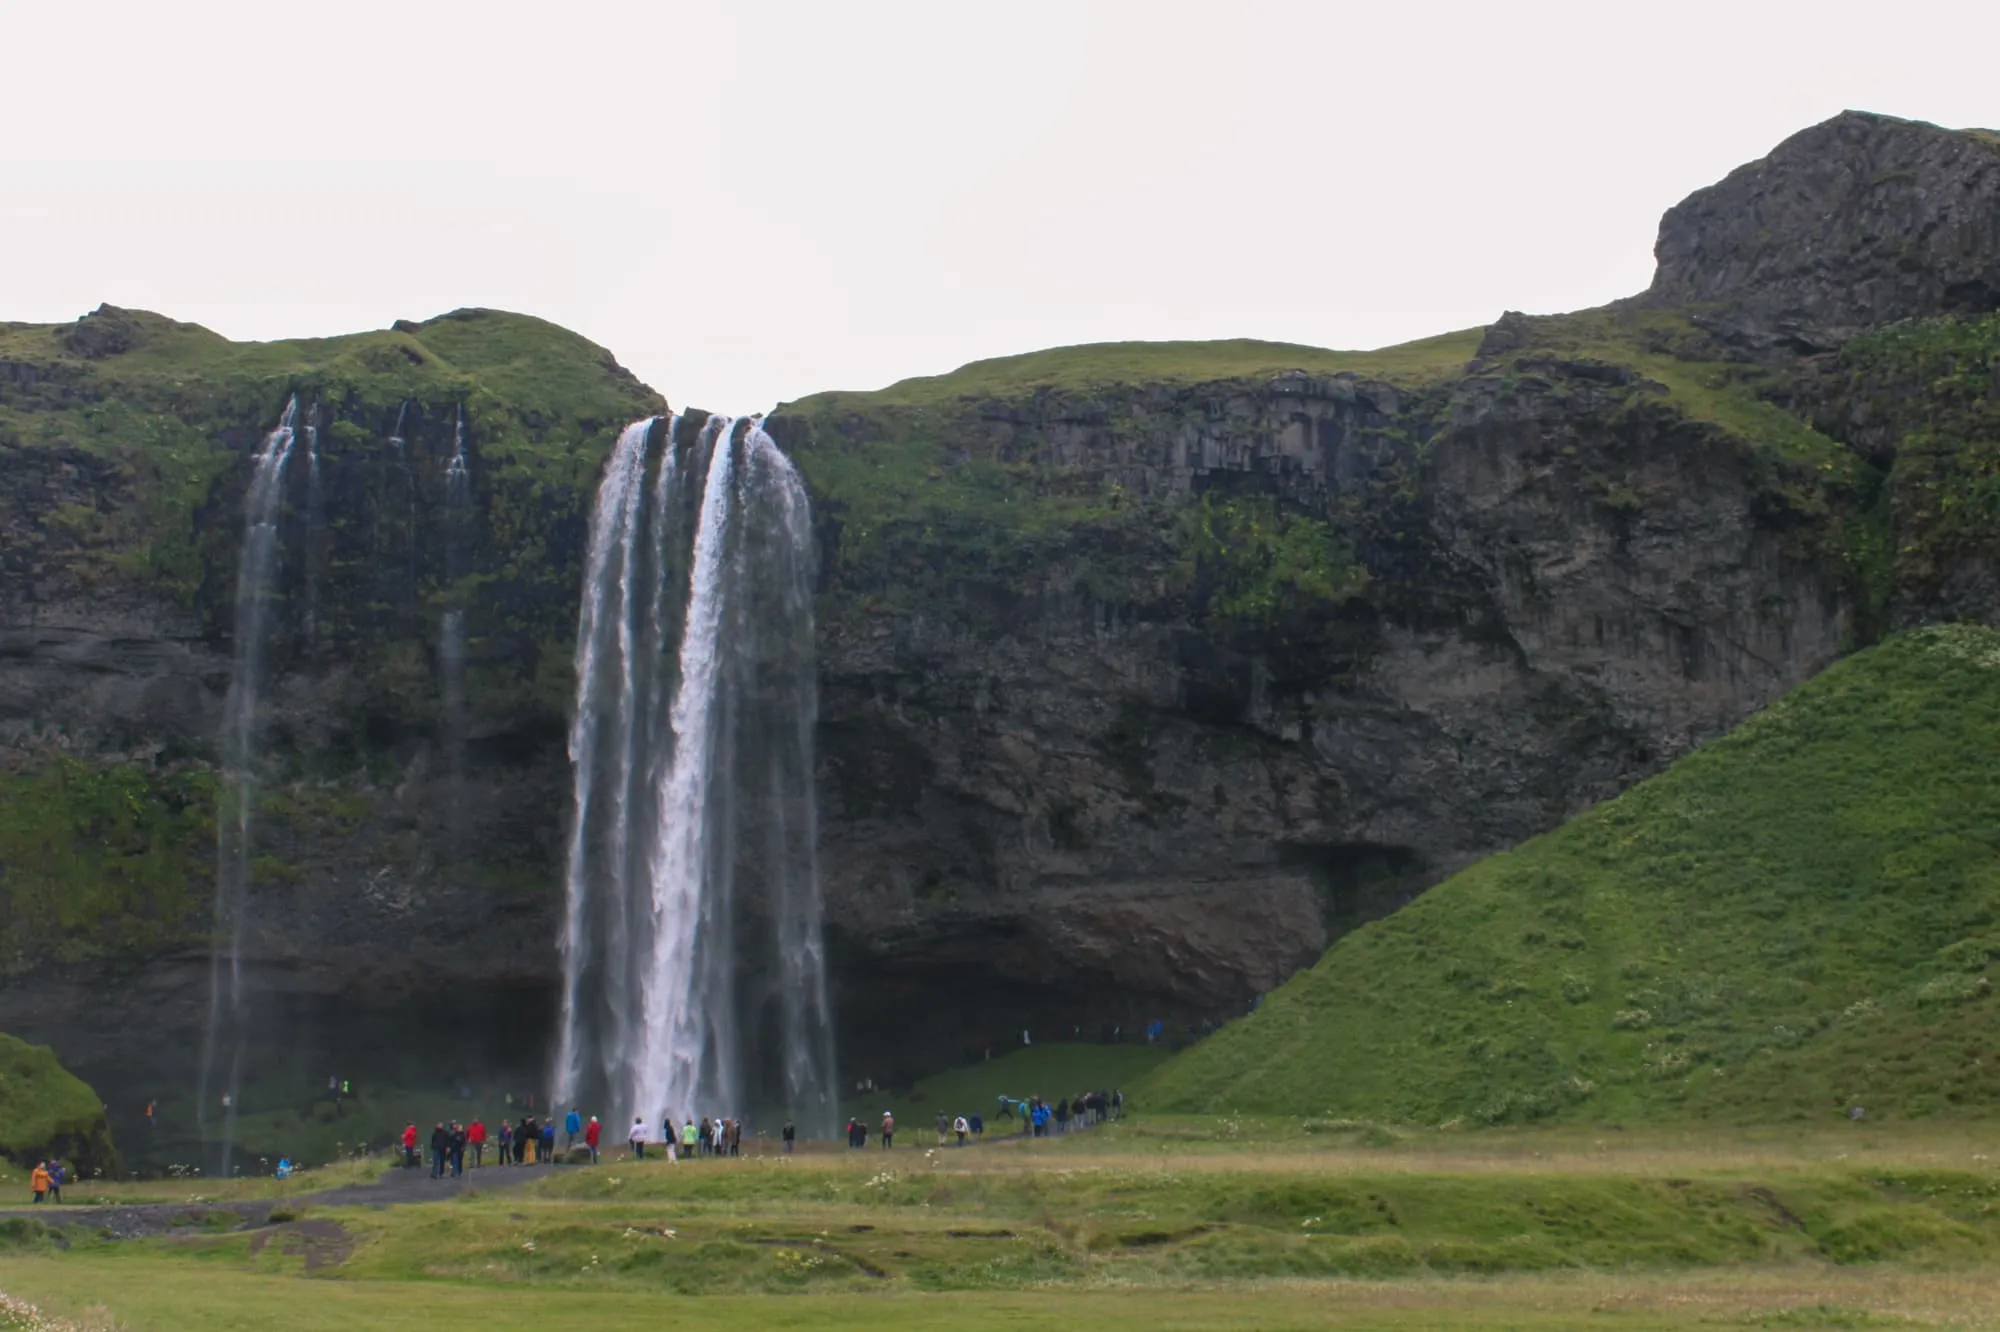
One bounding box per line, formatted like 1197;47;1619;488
554;413;835;1135
198;395;299;1174
441;407;470;849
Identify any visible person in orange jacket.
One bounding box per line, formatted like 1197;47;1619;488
30;1162;50;1203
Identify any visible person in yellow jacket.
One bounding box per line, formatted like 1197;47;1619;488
30;1162;50;1203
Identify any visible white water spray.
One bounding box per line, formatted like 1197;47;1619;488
554;413;835;1135
198;395;300;1174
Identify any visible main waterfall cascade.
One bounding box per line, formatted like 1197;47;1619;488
554;413;836;1137
199;394;300;1173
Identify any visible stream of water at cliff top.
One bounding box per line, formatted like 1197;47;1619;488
554;413;836;1137
198;394;299;1176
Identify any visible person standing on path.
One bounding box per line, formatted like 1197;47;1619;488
429;1122;448;1178
46;1162;64;1202
449;1122;466;1177
954;1115;969;1147
401;1123;418;1169
630;1116;647;1159
496;1120;512;1166
585;1115;601;1164
936;1111;950;1146
881;1110;895;1149
681;1117;698;1159
541;1118;556;1163
565;1107;582;1151
30;1162;49;1203
468;1117;486;1168
782;1119;795;1154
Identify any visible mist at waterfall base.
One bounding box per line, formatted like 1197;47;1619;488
555;413;837;1138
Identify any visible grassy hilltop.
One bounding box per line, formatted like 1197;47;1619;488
1143;624;2000;1125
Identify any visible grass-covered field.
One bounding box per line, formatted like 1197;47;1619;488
1144;624;2000;1127
5;1119;2000;1328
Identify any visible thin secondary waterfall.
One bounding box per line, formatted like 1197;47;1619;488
554;413;835;1136
441;407;470;846
198;394;300;1175
301;402;324;652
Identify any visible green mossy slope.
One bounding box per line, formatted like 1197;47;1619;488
1142;625;2000;1125
0;1034;116;1176
0;303;663;606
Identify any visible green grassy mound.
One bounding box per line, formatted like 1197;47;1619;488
1143;625;2000;1125
0;1035;116;1177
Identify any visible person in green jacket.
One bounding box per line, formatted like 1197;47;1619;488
681;1117;698;1159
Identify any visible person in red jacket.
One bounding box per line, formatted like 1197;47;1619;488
467;1118;487;1168
400;1122;419;1169
583;1115;602;1164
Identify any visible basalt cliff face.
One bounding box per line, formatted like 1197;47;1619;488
4;111;1999;1140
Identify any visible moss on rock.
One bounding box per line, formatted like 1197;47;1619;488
0;1033;117;1177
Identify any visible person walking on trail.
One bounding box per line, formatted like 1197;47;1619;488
47;1162;64;1203
468;1117;486;1168
881;1110;895;1149
936;1111;949;1146
630;1117;647;1159
954;1115;969;1147
450;1122;466;1177
401;1122;419;1169
565;1107;582;1150
541;1119;556;1162
585;1115;601;1164
681;1117;699;1159
496;1120;512;1166
429;1122;449;1178
783;1118;796;1154
30;1162;49;1204
970;1112;984;1140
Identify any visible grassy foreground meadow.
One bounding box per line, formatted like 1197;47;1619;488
5;1116;2000;1328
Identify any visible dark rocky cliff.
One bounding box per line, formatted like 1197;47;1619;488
2;111;1997;1145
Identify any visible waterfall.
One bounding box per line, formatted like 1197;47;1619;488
302;402;324;653
198;394;299;1175
441;407;470;850
554;413;835;1137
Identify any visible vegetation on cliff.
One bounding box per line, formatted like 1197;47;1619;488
0;304;662;610
0;1034;116;1176
0;760;214;970
1142;625;2000;1125
1829;313;2000;617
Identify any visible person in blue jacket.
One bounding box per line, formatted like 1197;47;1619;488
564;1107;583;1150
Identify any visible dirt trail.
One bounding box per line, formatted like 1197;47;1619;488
0;1161;555;1240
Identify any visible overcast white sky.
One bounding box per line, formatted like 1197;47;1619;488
5;1;1997;412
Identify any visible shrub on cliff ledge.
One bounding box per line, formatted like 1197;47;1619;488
1143;625;2000;1125
0;1034;116;1177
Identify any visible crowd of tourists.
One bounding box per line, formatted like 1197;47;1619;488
400;1107;797;1174
630;1114;773;1159
843;1089;1123;1149
402;1108;604;1176
1007;1088;1122;1136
